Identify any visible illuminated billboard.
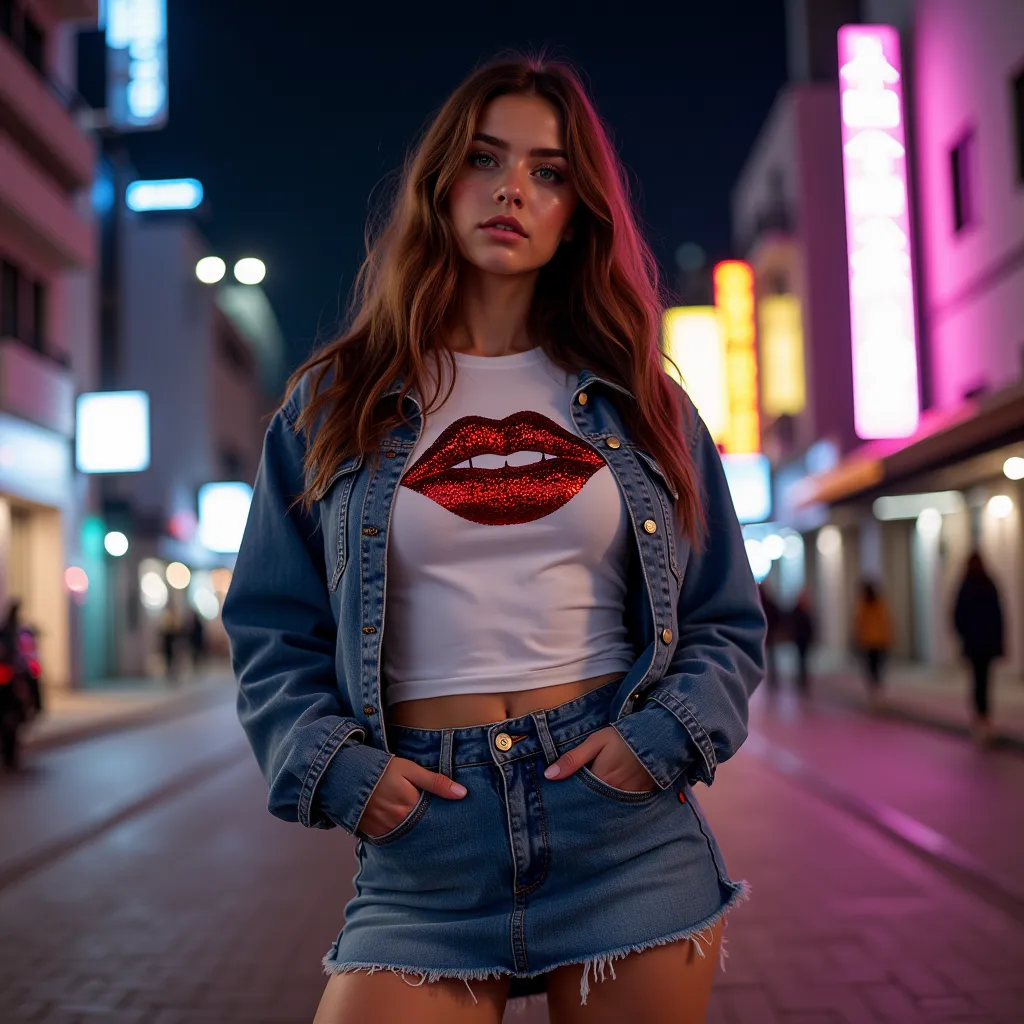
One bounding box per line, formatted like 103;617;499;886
722;453;771;524
75;391;150;474
758;294;806;417
106;0;169;131
662;307;728;443
713;261;760;454
198;482;253;554
838;25;920;439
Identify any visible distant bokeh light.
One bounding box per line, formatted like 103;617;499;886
987;495;1013;520
104;531;129;557
1003;457;1024;481
64;566;89;594
166;562;192;590
196;257;226;284
140;571;169;610
234;258;266;285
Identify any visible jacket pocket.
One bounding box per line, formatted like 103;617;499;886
314;455;363;592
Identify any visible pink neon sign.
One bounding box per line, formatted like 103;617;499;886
838;25;920;439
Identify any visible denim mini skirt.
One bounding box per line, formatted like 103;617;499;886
323;679;748;1004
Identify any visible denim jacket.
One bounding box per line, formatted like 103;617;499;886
222;365;765;835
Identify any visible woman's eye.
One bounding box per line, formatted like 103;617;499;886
536;165;565;183
468;152;496;168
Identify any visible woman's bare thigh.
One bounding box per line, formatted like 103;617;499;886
546;922;723;1024
313;971;510;1024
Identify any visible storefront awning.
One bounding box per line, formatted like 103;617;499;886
794;380;1024;508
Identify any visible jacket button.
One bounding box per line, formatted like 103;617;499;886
578;392;588;405
661;628;673;644
385;450;397;458
363;705;377;715
362;626;377;635
494;732;513;752
362;527;379;536
643;519;657;534
605;436;621;449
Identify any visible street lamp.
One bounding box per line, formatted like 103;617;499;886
196;256;226;284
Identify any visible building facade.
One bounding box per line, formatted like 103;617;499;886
0;0;99;689
733;0;1024;675
89;189;281;678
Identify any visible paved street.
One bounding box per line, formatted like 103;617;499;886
1;684;1023;1023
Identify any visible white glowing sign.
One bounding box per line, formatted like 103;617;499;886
722;453;772;524
198;482;253;554
75;391;150;474
838;25;920;439
106;0;168;131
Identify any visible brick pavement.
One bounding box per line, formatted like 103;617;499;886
1;714;1022;1023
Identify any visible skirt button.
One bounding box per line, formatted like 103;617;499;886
494;732;513;752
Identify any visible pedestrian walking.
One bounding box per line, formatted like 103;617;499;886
759;584;782;691
852;580;893;708
953;551;1004;748
186;608;206;674
160;604;181;683
788;591;815;696
223;55;765;1024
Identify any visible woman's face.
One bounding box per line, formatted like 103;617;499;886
447;93;579;278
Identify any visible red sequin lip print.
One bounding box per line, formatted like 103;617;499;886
401;411;606;525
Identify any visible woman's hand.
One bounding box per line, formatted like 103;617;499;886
358;756;466;838
543;726;656;792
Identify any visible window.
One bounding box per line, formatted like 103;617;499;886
1014;69;1024;184
31;280;46;350
22;11;43;73
950;130;976;233
1;261;19;339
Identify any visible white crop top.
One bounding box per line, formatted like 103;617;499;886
382;346;635;705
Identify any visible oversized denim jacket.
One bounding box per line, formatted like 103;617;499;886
222;364;766;835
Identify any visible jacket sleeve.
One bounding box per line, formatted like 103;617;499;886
222;400;392;833
613;414;766;789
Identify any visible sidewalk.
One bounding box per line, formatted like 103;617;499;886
776;650;1024;748
22;666;236;750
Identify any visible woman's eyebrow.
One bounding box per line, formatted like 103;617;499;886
472;132;568;160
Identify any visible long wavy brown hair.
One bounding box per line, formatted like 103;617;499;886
287;54;703;539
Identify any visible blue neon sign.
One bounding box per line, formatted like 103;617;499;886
125;178;204;212
106;0;168;131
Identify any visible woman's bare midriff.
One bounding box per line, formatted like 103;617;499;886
385;671;626;730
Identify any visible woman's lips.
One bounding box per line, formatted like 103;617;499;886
402;411;606;526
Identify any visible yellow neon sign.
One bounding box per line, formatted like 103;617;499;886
662;306;728;444
759;294;806;417
713;260;760;454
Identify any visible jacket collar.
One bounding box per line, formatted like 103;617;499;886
379;365;636;403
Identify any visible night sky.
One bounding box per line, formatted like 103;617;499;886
113;1;787;378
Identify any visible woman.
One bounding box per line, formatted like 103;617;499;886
223;56;764;1024
953;552;1004;747
852;580;893;707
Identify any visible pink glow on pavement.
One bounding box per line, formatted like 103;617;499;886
839;25;920;439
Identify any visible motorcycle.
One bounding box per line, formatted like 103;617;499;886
0;625;41;771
